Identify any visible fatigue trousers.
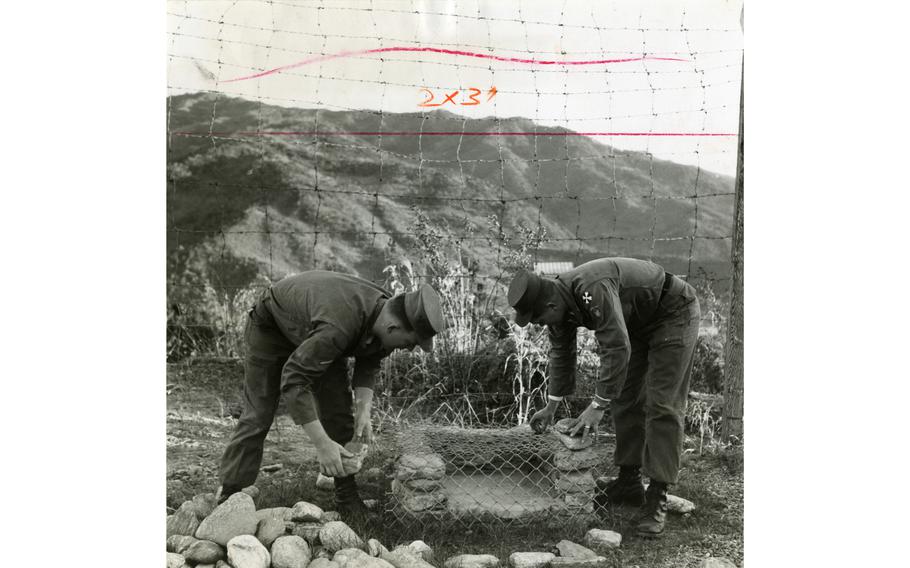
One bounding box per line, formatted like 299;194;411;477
218;299;355;491
611;277;700;485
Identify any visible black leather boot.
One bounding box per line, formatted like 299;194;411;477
216;484;241;505
334;475;368;518
636;481;669;538
594;466;646;510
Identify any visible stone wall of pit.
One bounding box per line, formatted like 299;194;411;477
387;422;615;526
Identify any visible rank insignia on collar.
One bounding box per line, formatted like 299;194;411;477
582;291;593;304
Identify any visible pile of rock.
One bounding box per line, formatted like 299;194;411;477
166;487;363;568
165;491;492;568
165;483;634;568
390;452;447;513
551;419;599;514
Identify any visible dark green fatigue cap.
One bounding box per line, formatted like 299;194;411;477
507;270;554;327
403;284;445;351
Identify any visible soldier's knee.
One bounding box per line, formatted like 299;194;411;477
237;413;275;435
644;398;684;420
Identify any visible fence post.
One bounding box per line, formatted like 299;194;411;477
721;63;744;443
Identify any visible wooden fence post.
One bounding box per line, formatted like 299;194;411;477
721;63;744;443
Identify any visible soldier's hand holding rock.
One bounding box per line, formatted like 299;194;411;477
568;403;606;440
316;440;355;477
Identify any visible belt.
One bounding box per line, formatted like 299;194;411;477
659;272;674;303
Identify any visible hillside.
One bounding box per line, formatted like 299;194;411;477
166;92;734;290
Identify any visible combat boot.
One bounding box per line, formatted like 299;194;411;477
334;475;368;518
594;466;646;509
636;481;669;538
216;484;241;505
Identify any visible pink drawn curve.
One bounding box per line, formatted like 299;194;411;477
221;46;688;83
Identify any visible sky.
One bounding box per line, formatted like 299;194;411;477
167;0;743;176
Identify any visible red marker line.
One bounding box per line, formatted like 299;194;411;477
222;46;689;83
173;131;736;137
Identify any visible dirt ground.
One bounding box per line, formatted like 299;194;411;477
166;360;743;567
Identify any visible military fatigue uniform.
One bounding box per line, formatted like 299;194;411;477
547;258;700;485
219;271;390;491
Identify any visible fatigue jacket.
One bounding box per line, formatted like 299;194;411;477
548;258;668;400
263;271;390;416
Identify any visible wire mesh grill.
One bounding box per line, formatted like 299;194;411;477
385;422;615;530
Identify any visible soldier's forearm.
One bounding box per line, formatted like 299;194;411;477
300;419;334;449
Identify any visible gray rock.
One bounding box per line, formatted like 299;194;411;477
215;562;232;568
271;535;311;568
288;501;323;522
255;516;287;548
319;521;365;552
508;552;555;568
583;529;621;551
554;471;596;494
554;433;593;451
313;546;332;559
550;558;607;568
391;480;447;512
290;522;322;545
167;502;201;537
667;494;696;514
321;511;342;522
226;534;270;568
395;453;445;481
334;548;395;568
316;474;335;491
444;554;501;568
261;463;283;473
554;541;597;559
698;558;737;568
553;447;601;472
368;539;390;557
553;419;594;450
403;478;443;493
309;560;341;568
184;540;226;564
241;485;259;498
254;507;291;523
166;552;188;568
342;441;368;476
564;492;594;510
406;541;433;562
166;535;198;554
383;548;435;568
190;493;218;520
195;493;259;547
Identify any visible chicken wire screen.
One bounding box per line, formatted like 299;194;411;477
385;423;615;529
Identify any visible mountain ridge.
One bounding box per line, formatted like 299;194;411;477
166;92;734;288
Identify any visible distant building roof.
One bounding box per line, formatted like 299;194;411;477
534;261;574;276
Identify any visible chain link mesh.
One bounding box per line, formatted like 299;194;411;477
383;421;615;530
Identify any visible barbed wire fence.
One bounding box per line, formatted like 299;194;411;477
166;0;742;527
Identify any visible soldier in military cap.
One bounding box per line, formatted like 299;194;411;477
217;270;445;515
508;257;700;537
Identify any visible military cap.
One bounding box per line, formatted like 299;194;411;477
403;284;445;351
507;270;555;327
